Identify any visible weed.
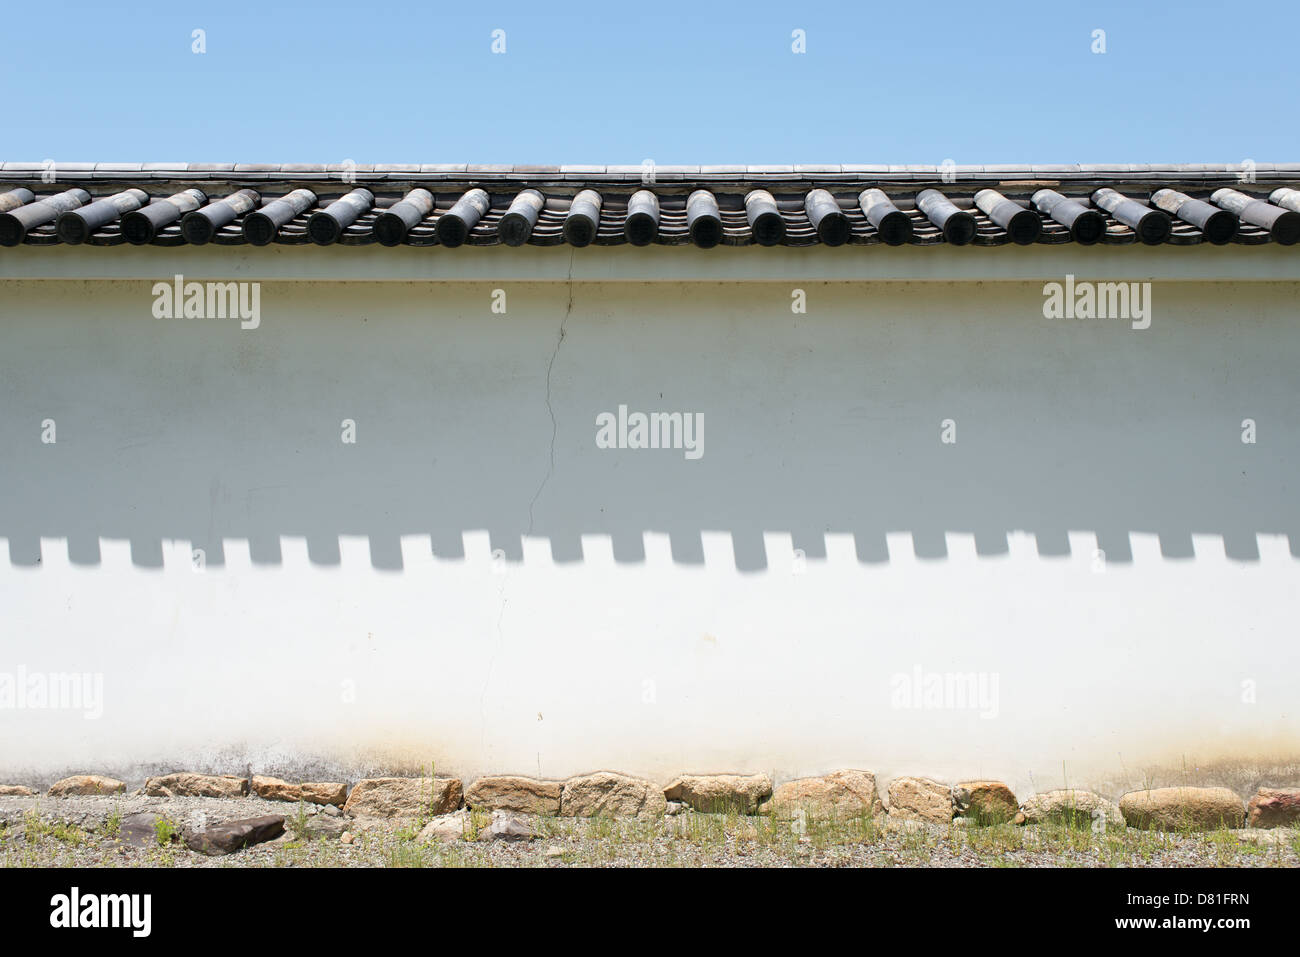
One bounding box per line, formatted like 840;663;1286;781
386;843;427;867
153;817;177;846
288;802;312;841
467;807;491;841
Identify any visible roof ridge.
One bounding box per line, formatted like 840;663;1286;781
3;162;1299;182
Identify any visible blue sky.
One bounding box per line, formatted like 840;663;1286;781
4;0;1295;164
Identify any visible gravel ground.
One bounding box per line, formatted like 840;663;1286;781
2;794;1297;868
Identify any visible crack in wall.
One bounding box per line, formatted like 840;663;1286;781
527;247;575;536
481;251;575;751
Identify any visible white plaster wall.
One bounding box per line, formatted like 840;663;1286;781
1;275;1298;795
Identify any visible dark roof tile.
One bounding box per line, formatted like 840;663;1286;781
1;163;1297;249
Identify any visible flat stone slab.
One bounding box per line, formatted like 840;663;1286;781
343;777;462;818
464;776;562;815
145;773;249;799
308;818;347;840
185;815;284;855
663;774;773;814
560;772;666;819
953;781;1018;825
1119;787;1245;831
298;807;348;840
48;775;125;797
476;810;537;842
1247;787;1300;828
251;776;348;807
251;775;300;802
887;776;953;825
762;770;884;820
1019;789;1125;829
301;782;348;807
119;812;171;848
417;809;470;844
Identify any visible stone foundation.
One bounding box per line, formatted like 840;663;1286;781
9;769;1299;832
